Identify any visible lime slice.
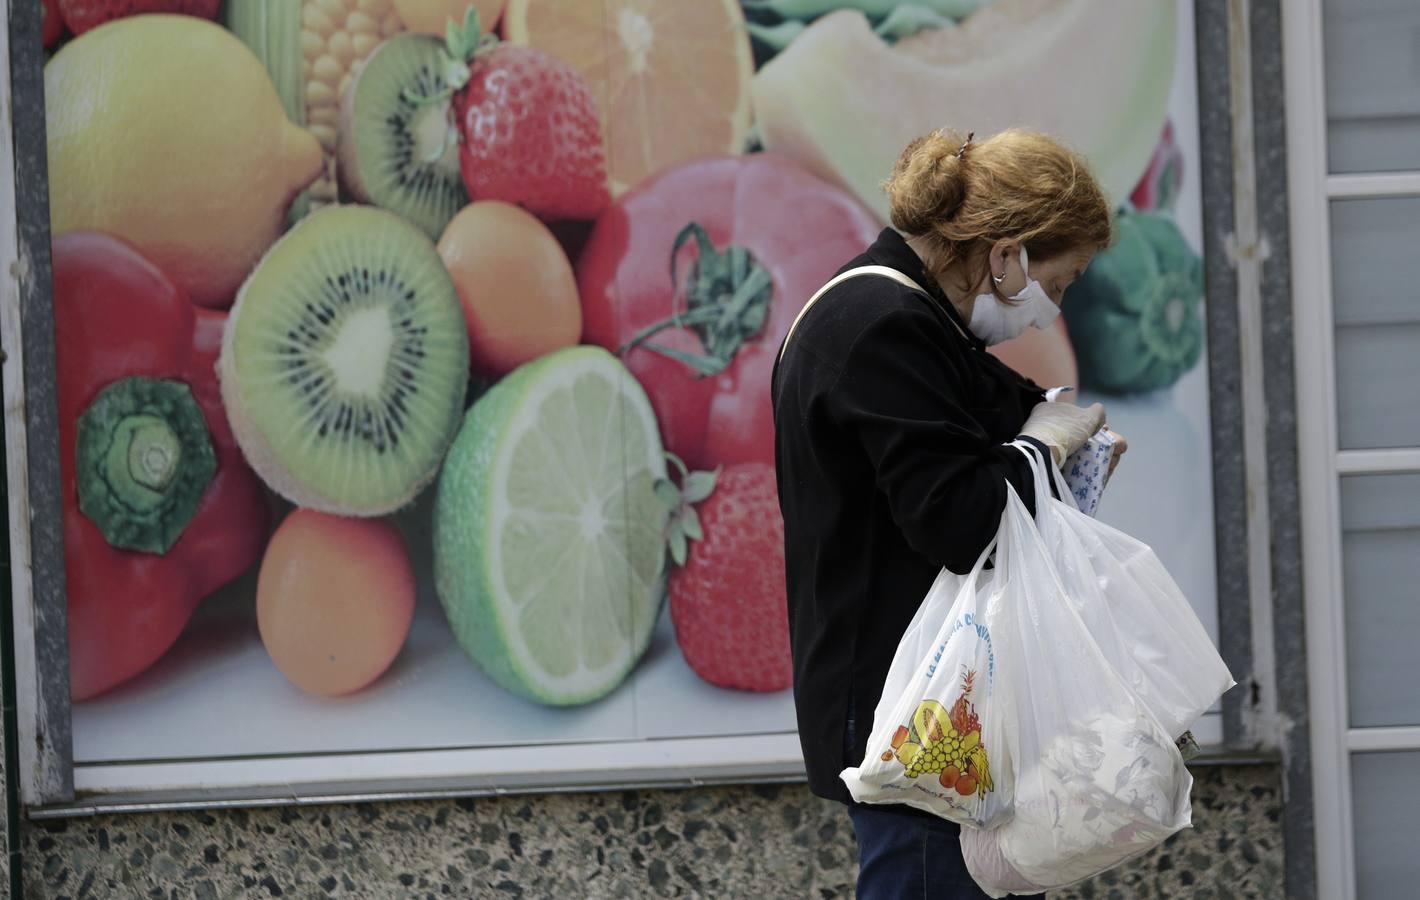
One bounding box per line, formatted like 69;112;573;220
434;346;668;705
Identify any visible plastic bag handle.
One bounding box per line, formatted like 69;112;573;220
971;532;1000;578
1045;445;1075;506
1012;440;1053;514
1011;439;1079;513
950;507;1005;603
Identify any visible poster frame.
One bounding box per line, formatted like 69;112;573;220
3;0;1262;815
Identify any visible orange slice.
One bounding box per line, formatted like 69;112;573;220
393;0;508;35
502;0;754;195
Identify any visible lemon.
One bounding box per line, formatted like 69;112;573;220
45;15;322;308
434;347;667;706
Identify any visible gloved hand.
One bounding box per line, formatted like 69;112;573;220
1106;428;1129;478
1019;401;1107;466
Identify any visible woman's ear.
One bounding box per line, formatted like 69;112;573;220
989;238;1024;295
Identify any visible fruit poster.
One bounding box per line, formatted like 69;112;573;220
29;0;1218;783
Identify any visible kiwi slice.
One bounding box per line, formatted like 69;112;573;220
337;35;469;240
220;205;470;516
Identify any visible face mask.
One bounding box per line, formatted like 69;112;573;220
967;246;1061;345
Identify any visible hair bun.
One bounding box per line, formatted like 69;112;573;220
885;129;970;235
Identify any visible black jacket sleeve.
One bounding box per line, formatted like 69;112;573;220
825;306;1046;574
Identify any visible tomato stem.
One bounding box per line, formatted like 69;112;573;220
618;223;774;379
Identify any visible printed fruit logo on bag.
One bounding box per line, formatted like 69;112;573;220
883;670;995;807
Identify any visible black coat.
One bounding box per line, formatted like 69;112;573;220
771;228;1051;805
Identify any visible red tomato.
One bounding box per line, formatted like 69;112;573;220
577;154;881;471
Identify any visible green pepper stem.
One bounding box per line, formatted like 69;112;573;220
76;376;217;555
118;416;182;492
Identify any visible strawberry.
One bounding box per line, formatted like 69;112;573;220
661;458;792;692
43;0;65;49
414;8;609;222
57;0;220;35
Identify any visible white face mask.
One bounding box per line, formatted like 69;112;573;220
967;246;1061;345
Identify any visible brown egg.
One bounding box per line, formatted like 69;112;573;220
257;510;415;697
988;316;1079;391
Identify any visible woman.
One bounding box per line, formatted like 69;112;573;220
771;128;1125;898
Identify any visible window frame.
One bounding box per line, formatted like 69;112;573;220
1282;0;1420;897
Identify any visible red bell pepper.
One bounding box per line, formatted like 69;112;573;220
42;0;65;50
53;232;270;701
1129;120;1183;212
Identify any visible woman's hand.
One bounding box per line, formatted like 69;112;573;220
1020;401;1107;465
1106;429;1128;478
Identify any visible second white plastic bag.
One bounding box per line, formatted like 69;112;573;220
1013;441;1236;739
960;455;1215;897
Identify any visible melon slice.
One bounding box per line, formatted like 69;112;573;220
751;0;1176;221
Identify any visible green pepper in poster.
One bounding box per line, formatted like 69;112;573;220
1063;211;1205;396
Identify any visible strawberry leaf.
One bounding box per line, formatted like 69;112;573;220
658;453;718;568
669;529;688;567
417;4;495;110
445;6;484;60
682;470;719;504
664;452;690;480
462;6;482;41
445;19;464;56
682;505;704;541
654;478;682;512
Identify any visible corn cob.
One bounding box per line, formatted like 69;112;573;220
226;0;403;216
301;0;403;206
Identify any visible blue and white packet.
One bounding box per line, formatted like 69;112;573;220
1039;387;1115;518
1061;429;1116;518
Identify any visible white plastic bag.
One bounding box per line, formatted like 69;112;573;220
840;539;1015;829
960;459;1214;897
962;710;1192;896
1013;442;1235;739
960;484;1195;896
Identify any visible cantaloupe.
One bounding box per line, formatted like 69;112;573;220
751;0;1177;221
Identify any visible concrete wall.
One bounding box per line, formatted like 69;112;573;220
8;765;1280;899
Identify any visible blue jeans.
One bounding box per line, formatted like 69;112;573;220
847;804;994;900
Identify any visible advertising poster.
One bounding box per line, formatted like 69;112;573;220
33;0;1216;782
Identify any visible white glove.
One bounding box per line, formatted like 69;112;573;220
1019;401;1107;466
